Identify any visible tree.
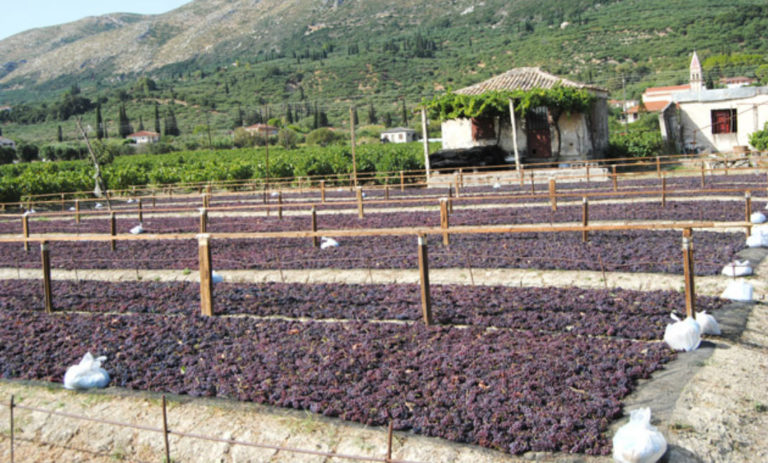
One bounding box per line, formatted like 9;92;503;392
0;146;14;165
154;103;161;133
118;104;132;138
163;106;180;136
749;122;768;150
16;142;38;162
313;102;319;129
367;103;377;124
96;105;104;139
383;112;392;127
138;116;145;131
306;128;342;146
233;105;244;128
401;99;408;125
57;125;63;142
278;128;300;149
352;106;359;125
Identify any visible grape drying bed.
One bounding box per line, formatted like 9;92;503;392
0;279;711;455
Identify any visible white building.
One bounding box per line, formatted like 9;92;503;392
0;136;15;149
380;127;417;143
658;52;768;153
439;67;609;162
126;131;160;144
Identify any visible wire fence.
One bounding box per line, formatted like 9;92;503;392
2;395;423;463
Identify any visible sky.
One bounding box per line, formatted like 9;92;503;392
0;0;191;41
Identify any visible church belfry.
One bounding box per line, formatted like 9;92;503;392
690;51;704;92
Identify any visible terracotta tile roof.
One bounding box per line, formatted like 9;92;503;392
455;67;606;95
644;84;690;94
626;100;671;113
127;131;160;137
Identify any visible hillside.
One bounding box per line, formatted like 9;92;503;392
1;0;768;145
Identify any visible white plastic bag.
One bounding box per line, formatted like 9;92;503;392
320;237;339;249
746;232;765;248
63;353;110;390
695;311;721;335
721;260;752;277
720;279;753;302
211;271;223;283
492;182;501;189
129;223;144;234
612;408;667;463
751;212;766;224
663;314;701;352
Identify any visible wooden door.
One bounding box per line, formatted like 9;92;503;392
526;107;551;158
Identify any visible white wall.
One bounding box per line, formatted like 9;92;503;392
677;95;768;152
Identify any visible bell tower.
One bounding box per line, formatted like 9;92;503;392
690;51;704;92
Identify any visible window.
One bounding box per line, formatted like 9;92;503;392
711;109;737;134
471;118;495;140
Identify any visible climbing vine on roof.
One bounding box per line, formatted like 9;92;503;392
422;86;596;121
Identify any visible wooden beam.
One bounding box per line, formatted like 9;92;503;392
417;235;432;326
582;197;589;243
41;241;52;313
198;234;213;317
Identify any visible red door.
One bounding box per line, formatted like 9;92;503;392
526;107;551;158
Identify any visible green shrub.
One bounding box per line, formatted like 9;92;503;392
306;128;344;146
749;123;768;151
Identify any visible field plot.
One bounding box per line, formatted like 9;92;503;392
0;169;764;461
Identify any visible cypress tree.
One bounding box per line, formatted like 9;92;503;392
57;125;63;142
352;106;359;125
118;104;132;138
313;102;319;129
367;103;377;124
138;116;145;131
384;112;392;128
96;105;104;139
164;106;179;136
154;103;161;134
401;99;408;126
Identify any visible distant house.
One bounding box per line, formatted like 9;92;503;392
244;124;278;136
380;127;417;143
719;76;757;89
655;53;768;153
127;131;160;144
440;67;609;162
0;136;15;149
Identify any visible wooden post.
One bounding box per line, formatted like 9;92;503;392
198;234;213;317
311;206;319;248
656;156;661;178
41;241;52;313
350;106;358;188
745;191;752;237
356;187;364;219
458;168;464;188
320;180;326;203
110;212;116;251
385;185;390;201
548;178;557;211
10;395;14;463
162;395;172;463
440;198;450;246
682;228;695;318
22;214;29;252
278;191;283;219
137;198;143;222
417;235;433;326
586;163;591;183
454;173;461;198
60;193;65;212
75;200;80;223
202;193;209;209
582;197;589;243
386;421;393;463
530;172;535;195
447;185;454;213
612;165;618;192
700;161;706;188
152;195;156;208
661;175;667;208
400;171;405;192
199;208;207;234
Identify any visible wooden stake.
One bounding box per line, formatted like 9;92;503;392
278;191;283;219
10;395;14;463
417;235;432;326
597;254;608;290
612;165;618;192
351;106;358;188
41;241;52;313
586;163;591;184
387;420;393;463
75;199;80;223
656;156;661;178
198;234;213;317
356;187;364;219
682;228;695;318
311;206;319;248
700;161;705;188
137;198;143;222
320;180;326;203
199;208;208;234
110;212;116;251
400;171;405;192
548;178;557;211
745;191;752;237
162;395;171;463
440;198;450;246
582;197;589;243
385;185;390;201
152;195;156;208
458;168;464;189
661;175;667;208
60;193;65;211
530;172;535;195
454;173;461;198
22;214;29;252
202;193;209;209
